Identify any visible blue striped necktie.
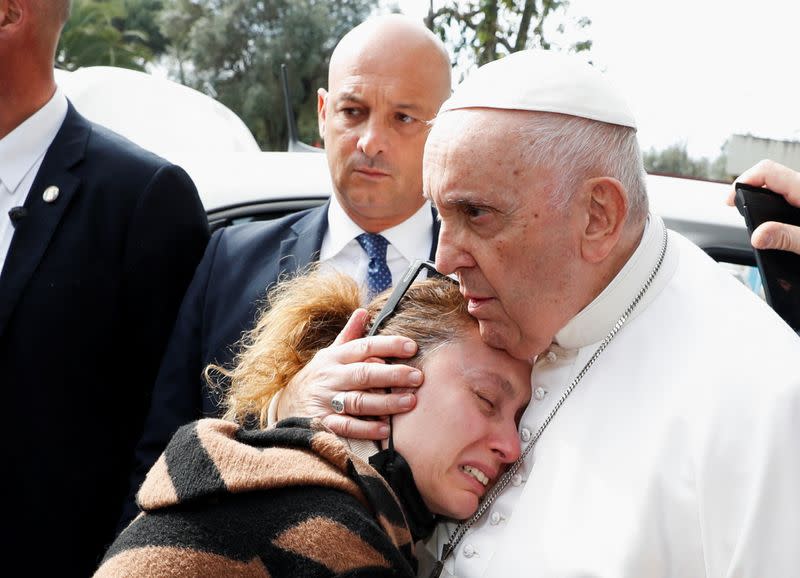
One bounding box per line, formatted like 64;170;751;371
356;233;392;299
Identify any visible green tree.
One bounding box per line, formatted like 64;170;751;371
56;0;154;71
425;0;591;68
643;141;729;181
159;0;377;150
118;0;169;56
158;0;206;85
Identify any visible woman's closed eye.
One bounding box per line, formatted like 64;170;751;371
474;389;497;413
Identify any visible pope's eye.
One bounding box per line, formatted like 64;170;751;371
464;204;489;219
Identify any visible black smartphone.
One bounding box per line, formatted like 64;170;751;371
734;182;800;330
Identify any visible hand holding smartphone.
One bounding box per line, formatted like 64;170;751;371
734;182;800;330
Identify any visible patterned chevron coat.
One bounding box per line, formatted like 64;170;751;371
95;418;421;577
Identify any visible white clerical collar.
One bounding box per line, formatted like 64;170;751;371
0;88;68;195
554;215;678;350
322;192;433;263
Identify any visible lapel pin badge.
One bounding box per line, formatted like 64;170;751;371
42;185;60;203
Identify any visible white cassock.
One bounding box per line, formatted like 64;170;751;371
422;215;800;578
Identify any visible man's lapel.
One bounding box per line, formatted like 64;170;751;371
0;104;87;338
276;200;329;279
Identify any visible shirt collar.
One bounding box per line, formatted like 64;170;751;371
379;201;434;263
322;192;433;262
554;215;677;350
0;88;68;194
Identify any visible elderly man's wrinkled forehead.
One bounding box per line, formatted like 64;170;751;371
423;108;546;201
430;108;490;137
426;108;533;159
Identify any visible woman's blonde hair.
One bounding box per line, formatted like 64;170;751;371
209;267;474;427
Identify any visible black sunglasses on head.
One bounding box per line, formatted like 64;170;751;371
366;259;458;337
364;259;459;495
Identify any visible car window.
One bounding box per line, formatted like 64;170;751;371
720;263;765;299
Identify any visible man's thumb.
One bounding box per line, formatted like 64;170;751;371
752;221;800;255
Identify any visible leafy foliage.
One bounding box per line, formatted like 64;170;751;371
159;0;376;150
56;0;156;71
425;0;592;68
56;0;589;150
120;0;170;55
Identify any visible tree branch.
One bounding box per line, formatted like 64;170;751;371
514;0;536;52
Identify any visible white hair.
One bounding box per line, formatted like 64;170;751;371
516;112;648;225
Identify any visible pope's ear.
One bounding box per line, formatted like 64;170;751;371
580;177;628;263
317;88;327;140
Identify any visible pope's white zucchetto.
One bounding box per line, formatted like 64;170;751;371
439;50;637;130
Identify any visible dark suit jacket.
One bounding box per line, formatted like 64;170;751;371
126;202;439;525
2;104;209;576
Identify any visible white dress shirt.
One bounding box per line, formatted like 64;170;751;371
0;88;68;276
320;193;434;302
423;216;800;578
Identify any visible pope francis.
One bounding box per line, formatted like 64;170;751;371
275;50;800;578
420;50;800;578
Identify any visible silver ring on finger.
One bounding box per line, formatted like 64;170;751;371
331;391;347;415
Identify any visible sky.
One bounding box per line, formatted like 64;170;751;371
397;0;800;159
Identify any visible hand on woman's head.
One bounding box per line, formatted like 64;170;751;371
279;308;424;439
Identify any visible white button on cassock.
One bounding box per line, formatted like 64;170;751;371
490;512;502;525
511;473;523;486
520;428;532;442
463;544;476;558
534;387;547;400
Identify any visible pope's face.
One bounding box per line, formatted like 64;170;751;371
318;40;449;233
424;110;584;360
391;327;531;520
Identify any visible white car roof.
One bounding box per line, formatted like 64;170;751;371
171;151;333;212
648;174;748;251
55;66;260;159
